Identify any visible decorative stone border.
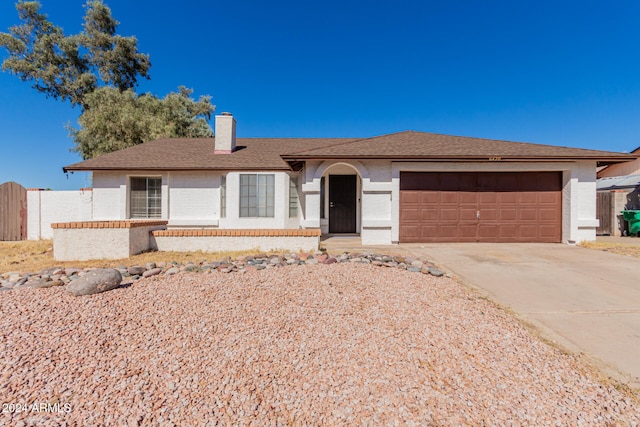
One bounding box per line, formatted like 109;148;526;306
0;251;446;293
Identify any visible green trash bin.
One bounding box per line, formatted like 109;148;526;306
622;210;640;236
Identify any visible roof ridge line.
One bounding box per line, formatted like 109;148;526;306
283;130;415;156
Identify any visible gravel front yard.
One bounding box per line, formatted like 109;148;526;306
1;263;638;426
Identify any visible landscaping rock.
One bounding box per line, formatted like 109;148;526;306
128;266;146;276
427;267;445;277
165;267;180;275
1;251;449;298
66;269;123;296
142;268;162;278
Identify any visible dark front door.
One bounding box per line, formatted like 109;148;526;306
329;175;357;233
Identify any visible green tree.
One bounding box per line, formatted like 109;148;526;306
1;1;215;159
67;86;214;159
0;1;150;107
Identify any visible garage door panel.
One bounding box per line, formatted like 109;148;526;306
519;225;539;238
399;172;561;243
539;208;559;221
498;225;518;239
440;225;460;238
479;208;497;221
459;208;478;221
461;192;478;204
440;192;460;204
400;208;420;221
401;191;420;204
439;208;459;221
517;193;537;205
498;192;518;204
539;225;560;238
417;209;438;221
538;192;560;204
419;193;439;205
400;225;420;238
478;225;498;238
478;192;497;203
499;208;518;221
458;225;478;239
519;209;538;221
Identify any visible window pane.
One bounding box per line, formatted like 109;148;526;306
239;173;274;217
130;177;161;219
220;175;226;218
240;174;257;217
289;177;298;217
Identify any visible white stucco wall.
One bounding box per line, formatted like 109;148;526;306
220;171;292;229
27;189;93;239
301;160;393;244
53;223;166;261
300;159;599;245
77;159;600;245
563;161;599;243
53;228;131;260
92;170;301;230
168;172;219;227
152;235;318;253
93;172;127;220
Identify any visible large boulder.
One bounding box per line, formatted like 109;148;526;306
66;269;123;296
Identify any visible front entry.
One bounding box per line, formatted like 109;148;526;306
329;175;357;233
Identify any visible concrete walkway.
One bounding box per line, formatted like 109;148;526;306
320;238;640;388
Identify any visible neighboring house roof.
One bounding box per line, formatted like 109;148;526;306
597;174;640;191
63;130;636;172
597;146;640;178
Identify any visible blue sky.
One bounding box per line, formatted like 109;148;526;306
1;0;640;190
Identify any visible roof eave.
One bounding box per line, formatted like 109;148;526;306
280;155;638;163
63;166;293;173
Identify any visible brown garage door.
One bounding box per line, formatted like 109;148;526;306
400;172;562;243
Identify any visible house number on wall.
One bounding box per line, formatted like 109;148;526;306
488;157;502;161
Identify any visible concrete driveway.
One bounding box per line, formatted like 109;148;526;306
400;243;640;389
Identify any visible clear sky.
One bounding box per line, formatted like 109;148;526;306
1;0;640;190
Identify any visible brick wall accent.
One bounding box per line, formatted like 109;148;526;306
152;228;321;237
51;220;168;229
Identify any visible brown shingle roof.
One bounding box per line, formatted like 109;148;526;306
63;137;358;172
63;131;634;172
282;131;634;161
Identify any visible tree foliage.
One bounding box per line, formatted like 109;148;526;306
67;87;214;159
1;1;215;159
0;1;150;107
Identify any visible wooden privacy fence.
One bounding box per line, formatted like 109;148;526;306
0;181;27;241
596;191;612;236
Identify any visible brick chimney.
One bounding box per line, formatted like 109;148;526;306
214;112;236;154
